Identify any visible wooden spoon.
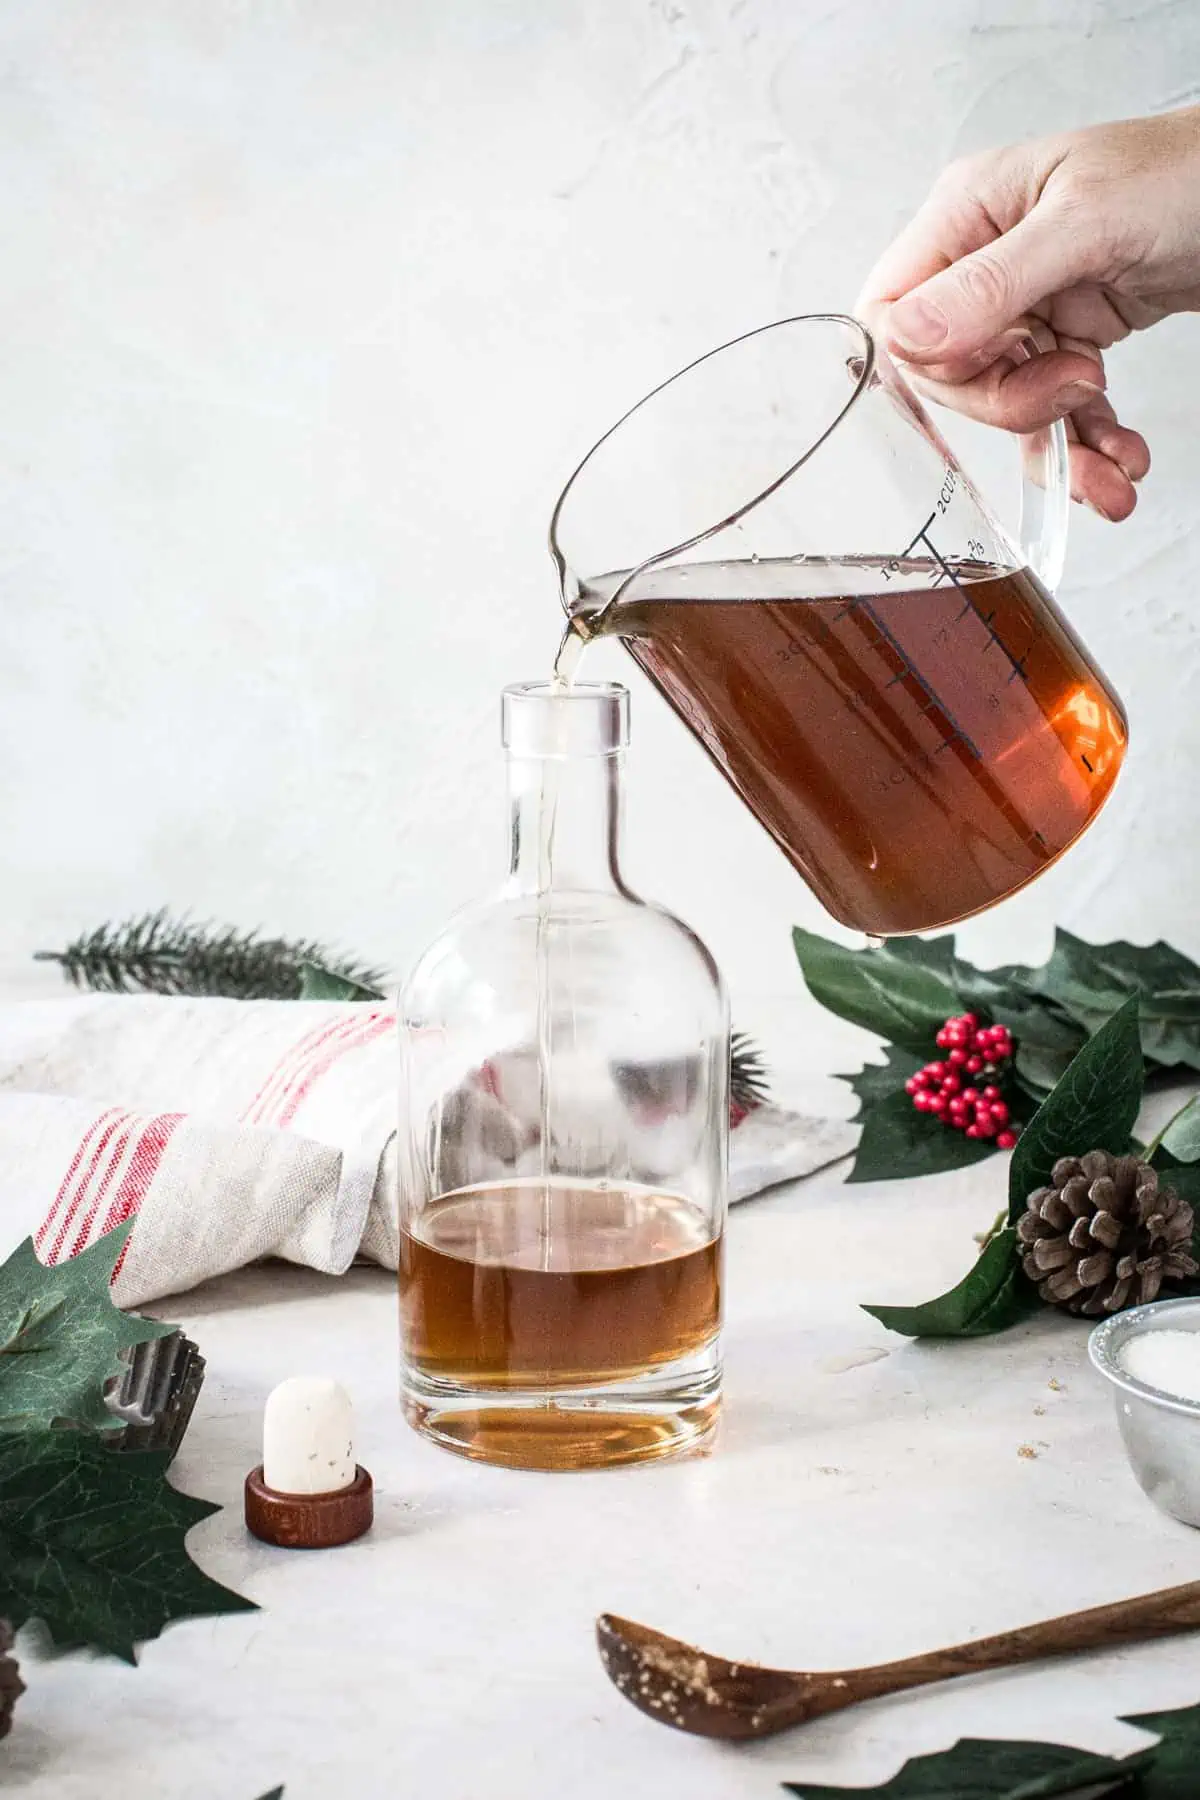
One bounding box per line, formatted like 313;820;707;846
596;1580;1200;1741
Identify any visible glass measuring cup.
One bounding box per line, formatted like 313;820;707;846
549;315;1126;937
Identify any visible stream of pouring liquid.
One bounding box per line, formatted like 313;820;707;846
530;623;589;1269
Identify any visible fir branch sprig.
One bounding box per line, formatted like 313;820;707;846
36;911;386;1001
731;1031;770;1110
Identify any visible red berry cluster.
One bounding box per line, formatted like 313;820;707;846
905;1012;1020;1149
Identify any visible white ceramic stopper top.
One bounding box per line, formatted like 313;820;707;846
262;1377;356;1496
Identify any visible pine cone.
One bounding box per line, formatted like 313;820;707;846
1017;1151;1198;1316
0;1619;24;1740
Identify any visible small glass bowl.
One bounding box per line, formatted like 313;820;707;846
1089;1296;1200;1528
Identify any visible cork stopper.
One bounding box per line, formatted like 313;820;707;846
244;1377;373;1550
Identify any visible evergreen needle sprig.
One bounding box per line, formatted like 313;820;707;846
36;910;386;1000
731;1031;770;1110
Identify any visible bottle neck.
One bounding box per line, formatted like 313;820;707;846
506;748;624;895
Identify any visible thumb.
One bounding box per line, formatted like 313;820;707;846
885;206;1087;363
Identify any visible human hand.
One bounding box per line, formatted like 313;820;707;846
858;109;1200;519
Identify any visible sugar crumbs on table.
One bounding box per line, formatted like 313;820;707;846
1120;1329;1200;1403
1018;1444;1038;1460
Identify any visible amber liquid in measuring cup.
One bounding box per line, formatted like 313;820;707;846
564;555;1126;936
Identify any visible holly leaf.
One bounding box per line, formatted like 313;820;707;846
1147;1163;1200;1296
0;1227;173;1434
1008;998;1144;1222
863;1226;1039;1339
843;1047;924;1105
784;1734;1142;1797
298;961;385;1002
948;955;1086;1094
1155;1160;1200;1204
1006;1008;1089;1098
1123;1698;1200;1795
254;1791;285;1799
1011;1029;1085;1100
1030;932;1200;1073
841;1045;1025;1183
951;932;1200;1085
793;930;958;1054
881;935;958;976
784;1702;1200;1798
0;1430;255;1662
847;1090;998;1184
950;954;1043;1019
843;1050;996;1184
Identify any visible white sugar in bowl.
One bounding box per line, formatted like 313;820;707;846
1090;1297;1200;1528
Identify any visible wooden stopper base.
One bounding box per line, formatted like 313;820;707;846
244;1464;373;1549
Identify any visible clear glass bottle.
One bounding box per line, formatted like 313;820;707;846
397;679;728;1471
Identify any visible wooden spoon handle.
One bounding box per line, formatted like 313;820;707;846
840;1579;1200;1708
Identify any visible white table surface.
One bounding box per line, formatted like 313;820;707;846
9;1005;1200;1800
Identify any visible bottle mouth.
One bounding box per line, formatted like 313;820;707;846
501;681;630;757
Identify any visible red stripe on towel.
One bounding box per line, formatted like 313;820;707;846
240;1017;353;1125
43;1110;132;1264
34;1106;123;1254
270;1012;392;1129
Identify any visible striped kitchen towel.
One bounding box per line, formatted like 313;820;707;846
0;996;855;1306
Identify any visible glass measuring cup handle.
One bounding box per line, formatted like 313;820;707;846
1011;336;1070;594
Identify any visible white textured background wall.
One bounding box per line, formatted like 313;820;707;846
2;1;1199;1015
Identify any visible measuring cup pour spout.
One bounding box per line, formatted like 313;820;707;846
549;314;1125;937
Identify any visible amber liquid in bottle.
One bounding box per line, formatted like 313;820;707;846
566;556;1127;936
399;1179;722;1469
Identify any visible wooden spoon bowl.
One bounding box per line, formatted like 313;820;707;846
597;1577;1200;1741
597;1613;827;1739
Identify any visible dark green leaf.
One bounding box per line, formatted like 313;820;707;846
1031;931;1200;1073
1149;1165;1200;1295
298;961;385;1002
792;930;958;1054
0;1431;255;1661
254;1791;285;1799
1008;999;1144;1222
843;1047;924;1106
863;1227;1039;1339
840;1049;1001;1183
1010;1009;1089;1095
952;932;1200;1081
0;1228;173;1434
1123;1698;1200;1795
1156;1161;1200;1220
948;954;1086;1094
848;1090;997;1184
1013;1034;1082;1099
784;1734;1142;1797
1156;1160;1200;1199
950;955;1043;1020
882;935;958;975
